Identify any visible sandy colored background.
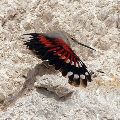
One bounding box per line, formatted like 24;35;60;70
0;0;120;119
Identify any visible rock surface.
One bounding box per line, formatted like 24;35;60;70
0;0;120;119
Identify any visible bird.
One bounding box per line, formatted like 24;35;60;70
24;31;94;87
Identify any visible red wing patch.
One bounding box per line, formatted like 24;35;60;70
24;33;91;87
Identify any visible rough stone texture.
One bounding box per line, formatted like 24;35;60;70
0;0;120;119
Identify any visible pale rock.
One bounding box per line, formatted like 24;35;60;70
0;0;120;119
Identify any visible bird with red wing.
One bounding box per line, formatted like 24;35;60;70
24;31;93;87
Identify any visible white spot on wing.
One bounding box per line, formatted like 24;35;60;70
76;63;79;67
77;61;82;67
67;71;73;77
79;64;82;67
74;74;79;79
80;74;85;79
85;72;89;75
66;59;70;63
71;61;74;65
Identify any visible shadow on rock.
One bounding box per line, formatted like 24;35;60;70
1;61;72;111
1;61;59;111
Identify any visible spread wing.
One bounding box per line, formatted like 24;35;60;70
24;33;91;87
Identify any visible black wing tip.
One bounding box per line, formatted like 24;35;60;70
23;33;40;37
23;33;40;45
66;71;92;87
